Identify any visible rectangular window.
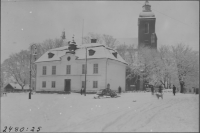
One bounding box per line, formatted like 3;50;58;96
93;81;98;88
52;66;56;75
82;64;86;74
145;23;149;34
42;81;46;88
43;66;46;75
93;64;98;74
52;81;56;88
66;65;71;74
82;81;85;88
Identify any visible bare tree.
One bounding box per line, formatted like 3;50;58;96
116;44;129;58
83;32;103;44
172;44;199;93
116;42;198;92
83;32;119;48
126;45;177;89
116;44;142;90
2;37;67;90
1;67;8;88
139;46;179;89
2;50;30;89
31;38;67;59
102;34;119;48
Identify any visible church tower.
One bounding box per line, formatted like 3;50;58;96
61;30;69;46
138;0;157;49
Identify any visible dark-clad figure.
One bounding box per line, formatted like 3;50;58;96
173;85;176;96
106;84;111;96
151;85;154;95
80;88;83;95
118;86;121;94
2;90;7;97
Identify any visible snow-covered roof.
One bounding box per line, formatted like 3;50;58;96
3;83;29;90
49;46;68;51
35;43;127;65
139;12;155;18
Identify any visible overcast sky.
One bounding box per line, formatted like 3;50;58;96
1;1;199;62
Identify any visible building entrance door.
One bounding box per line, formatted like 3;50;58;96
64;79;71;92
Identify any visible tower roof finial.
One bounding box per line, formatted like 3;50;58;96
145;0;149;4
61;30;66;40
139;0;155;18
72;34;74;42
143;0;151;12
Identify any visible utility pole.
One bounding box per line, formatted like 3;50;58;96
29;44;37;99
82;19;84;44
84;47;87;96
82;19;87;96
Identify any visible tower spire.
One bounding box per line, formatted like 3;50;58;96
72;34;75;42
143;0;151;12
61;30;66;40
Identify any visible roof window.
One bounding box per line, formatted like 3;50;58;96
112;52;117;58
48;52;54;58
89;49;96;56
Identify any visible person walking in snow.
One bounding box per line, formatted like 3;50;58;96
118;86;121;94
80;88;83;95
173;85;176;96
151;85;154;95
158;85;163;94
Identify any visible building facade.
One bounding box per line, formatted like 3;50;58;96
35;40;127;93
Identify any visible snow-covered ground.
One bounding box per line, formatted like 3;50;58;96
1;92;199;132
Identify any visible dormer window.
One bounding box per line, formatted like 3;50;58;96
112;52;117;58
89;49;95;56
48;52;54;58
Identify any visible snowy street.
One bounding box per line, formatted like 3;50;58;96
1;92;199;132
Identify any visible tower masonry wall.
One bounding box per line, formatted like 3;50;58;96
138;18;156;48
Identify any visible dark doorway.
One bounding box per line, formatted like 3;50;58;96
64;79;71;92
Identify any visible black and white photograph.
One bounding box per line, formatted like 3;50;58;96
1;0;199;132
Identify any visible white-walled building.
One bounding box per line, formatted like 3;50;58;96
35;40;127;93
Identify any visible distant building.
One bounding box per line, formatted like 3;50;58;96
138;0;157;49
117;0;157;49
117;0;158;91
3;83;29;92
35;39;127;93
3;83;16;92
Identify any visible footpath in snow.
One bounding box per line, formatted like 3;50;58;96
1;92;199;132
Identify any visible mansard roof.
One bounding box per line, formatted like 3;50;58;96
35;43;127;65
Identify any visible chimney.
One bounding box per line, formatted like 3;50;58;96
91;39;97;43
